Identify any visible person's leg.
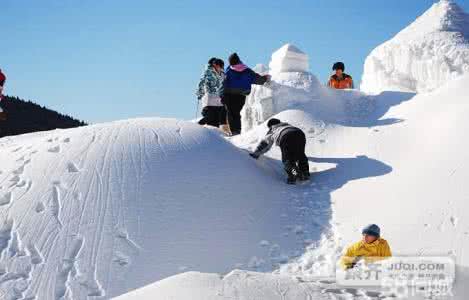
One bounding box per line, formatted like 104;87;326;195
280;133;299;184
198;106;209;125
225;94;245;135
224;94;236;132
218;106;231;135
218;106;226;125
234;95;246;134
205;106;219;127
290;130;310;180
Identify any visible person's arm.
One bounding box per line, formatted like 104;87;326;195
219;73;225;97
340;247;357;270
204;69;219;97
250;131;274;158
196;70;208;100
249;69;270;85
382;241;392;257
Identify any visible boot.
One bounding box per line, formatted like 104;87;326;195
287;173;297;185
284;160;298;185
0;111;6;121
298;170;310;181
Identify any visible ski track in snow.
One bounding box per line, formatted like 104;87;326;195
51;185;63;227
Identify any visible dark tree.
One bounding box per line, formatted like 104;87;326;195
0;95;87;138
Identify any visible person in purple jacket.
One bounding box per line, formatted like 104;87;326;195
223;53;270;135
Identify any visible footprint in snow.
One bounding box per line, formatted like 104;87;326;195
27;243;44;265
16;180;27;188
35;202;45;213
48;145;61;153
66;162;80;173
450;216;458;227
12;147;22;153
0;192;12;206
63;137;71;143
13;166;25;175
113;251;131;266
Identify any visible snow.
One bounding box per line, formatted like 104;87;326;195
269;43;309;74
0;118;332;299
3;2;469;299
361;0;469;94
116;73;469;300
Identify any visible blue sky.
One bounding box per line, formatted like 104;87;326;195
2;0;468;123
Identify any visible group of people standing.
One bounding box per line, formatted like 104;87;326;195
196;56;354;136
196;53;270;136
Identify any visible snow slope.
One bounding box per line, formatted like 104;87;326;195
361;0;469;94
116;73;469;300
0;118;333;299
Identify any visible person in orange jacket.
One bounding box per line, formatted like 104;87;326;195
0;69;6;121
328;62;354;89
340;224;392;269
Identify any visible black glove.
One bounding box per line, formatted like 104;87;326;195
249;152;260;159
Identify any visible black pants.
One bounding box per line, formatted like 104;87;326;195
223;93;246;135
279;129;309;175
198;106;226;127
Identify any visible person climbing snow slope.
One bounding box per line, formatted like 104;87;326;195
0;69;6;121
223;53;270;135
328;62;354;89
250;118;310;184
340;224;392;270
196;58;228;132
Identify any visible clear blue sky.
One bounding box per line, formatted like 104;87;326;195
2;0;468;123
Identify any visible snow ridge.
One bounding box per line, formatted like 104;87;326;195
361;0;469;94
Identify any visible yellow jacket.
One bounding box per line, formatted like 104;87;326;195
340;238;392;269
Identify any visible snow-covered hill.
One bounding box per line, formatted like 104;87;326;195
0;119;333;299
3;2;469;299
361;0;469;94
116;73;469;300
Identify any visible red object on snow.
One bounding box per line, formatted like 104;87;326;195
0;69;5;87
0;69;5;100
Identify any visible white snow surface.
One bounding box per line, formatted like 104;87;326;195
361;0;469;94
269;43;309;74
0;118;334;299
116;74;469;300
5;4;469;299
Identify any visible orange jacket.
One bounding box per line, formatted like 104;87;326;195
328;74;353;89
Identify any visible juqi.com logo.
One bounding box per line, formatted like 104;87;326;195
336;256;455;297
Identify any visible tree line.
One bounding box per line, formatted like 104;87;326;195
0;95;87;138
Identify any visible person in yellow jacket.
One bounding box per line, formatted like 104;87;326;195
340;224;392;270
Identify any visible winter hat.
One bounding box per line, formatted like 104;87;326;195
267;118;281;128
215;58;225;69
229;53;241;66
333;62;345;71
362;224;380;237
208;57;217;65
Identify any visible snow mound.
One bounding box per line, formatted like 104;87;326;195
114;270;332;300
361;0;469;94
0;118;330;299
269;43;309;74
116;74;469;300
